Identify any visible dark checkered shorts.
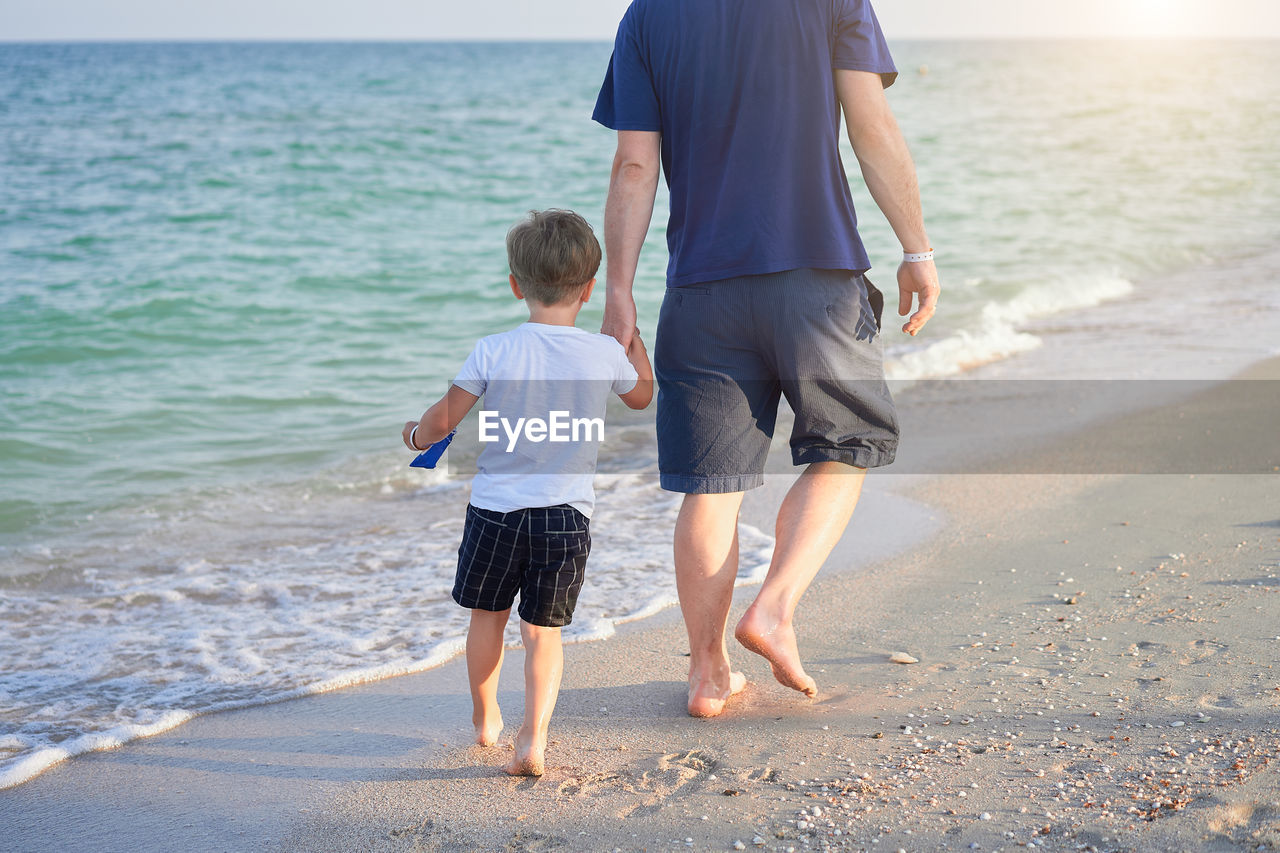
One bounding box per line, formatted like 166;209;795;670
453;503;591;628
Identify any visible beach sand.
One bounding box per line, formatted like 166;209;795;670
3;361;1277;853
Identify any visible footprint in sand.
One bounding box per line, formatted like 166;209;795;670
505;830;572;852
628;750;719;815
1197;693;1241;710
1180;638;1229;665
1207;800;1280;846
557;749;719;815
556;771;629;798
1127;640;1169;666
638;749;717;797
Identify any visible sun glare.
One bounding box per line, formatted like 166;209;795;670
1121;0;1195;38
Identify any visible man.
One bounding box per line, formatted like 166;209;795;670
593;0;940;717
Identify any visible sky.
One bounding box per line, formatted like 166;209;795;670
2;0;1279;41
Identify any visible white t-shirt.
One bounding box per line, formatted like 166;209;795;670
452;322;639;518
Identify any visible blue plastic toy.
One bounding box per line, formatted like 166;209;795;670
409;430;455;469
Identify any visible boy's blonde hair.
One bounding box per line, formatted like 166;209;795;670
506;209;602;306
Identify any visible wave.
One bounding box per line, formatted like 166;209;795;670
0;470;771;791
885;273;1135;381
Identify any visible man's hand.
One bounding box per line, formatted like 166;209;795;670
897;259;939;336
601;290;638;349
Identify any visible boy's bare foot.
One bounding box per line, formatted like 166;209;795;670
473;711;503;747
687;669;747;718
734;608;817;697
503;727;545;777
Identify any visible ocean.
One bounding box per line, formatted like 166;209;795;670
1;40;1278;789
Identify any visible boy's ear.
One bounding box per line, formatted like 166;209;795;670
580;278;596;304
509;274;524;300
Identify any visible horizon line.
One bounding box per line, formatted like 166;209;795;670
3;34;1280;45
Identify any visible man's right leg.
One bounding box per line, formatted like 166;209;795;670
676;490;749;717
655;277;775;718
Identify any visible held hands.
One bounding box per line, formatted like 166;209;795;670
618;327;655;410
601;289;638;350
626;328;647;359
897;258;940;336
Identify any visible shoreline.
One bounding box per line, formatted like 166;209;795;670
2;354;1275;851
5;234;1274;799
3;251;1277;794
0;460;929;794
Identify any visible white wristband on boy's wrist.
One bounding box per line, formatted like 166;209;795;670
903;249;935;263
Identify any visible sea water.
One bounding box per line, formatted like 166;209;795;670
1;40;1278;788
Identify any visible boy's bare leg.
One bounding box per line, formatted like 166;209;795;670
675;491;749;718
504;620;563;777
735;462;865;697
466;608;510;746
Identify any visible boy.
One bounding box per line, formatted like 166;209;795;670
402;209;653;776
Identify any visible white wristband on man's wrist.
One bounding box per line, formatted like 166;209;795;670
903;249;935;263
409;425;424;451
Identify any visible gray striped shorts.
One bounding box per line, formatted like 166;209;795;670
653;268;898;493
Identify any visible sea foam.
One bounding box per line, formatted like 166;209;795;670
886;274;1135;381
0;470;772;790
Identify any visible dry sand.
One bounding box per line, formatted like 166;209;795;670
2;362;1277;853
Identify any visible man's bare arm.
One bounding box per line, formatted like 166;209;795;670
601;130;661;349
836;69;939;336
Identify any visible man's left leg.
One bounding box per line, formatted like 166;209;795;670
735;461;865;696
734;270;895;696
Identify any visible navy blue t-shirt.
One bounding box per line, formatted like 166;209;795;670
593;0;897;287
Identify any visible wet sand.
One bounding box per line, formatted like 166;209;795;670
2;361;1277;853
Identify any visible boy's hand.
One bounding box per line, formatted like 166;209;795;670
402;420;422;451
626;330;647;359
619;328;655;410
405;386;481;453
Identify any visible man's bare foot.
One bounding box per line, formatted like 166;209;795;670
503;727;545;777
734;608;817;697
687;669;747;718
473;710;503;747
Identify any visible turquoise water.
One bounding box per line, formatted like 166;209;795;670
1;40;1278;789
3;41;1279;541
1;43;622;539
